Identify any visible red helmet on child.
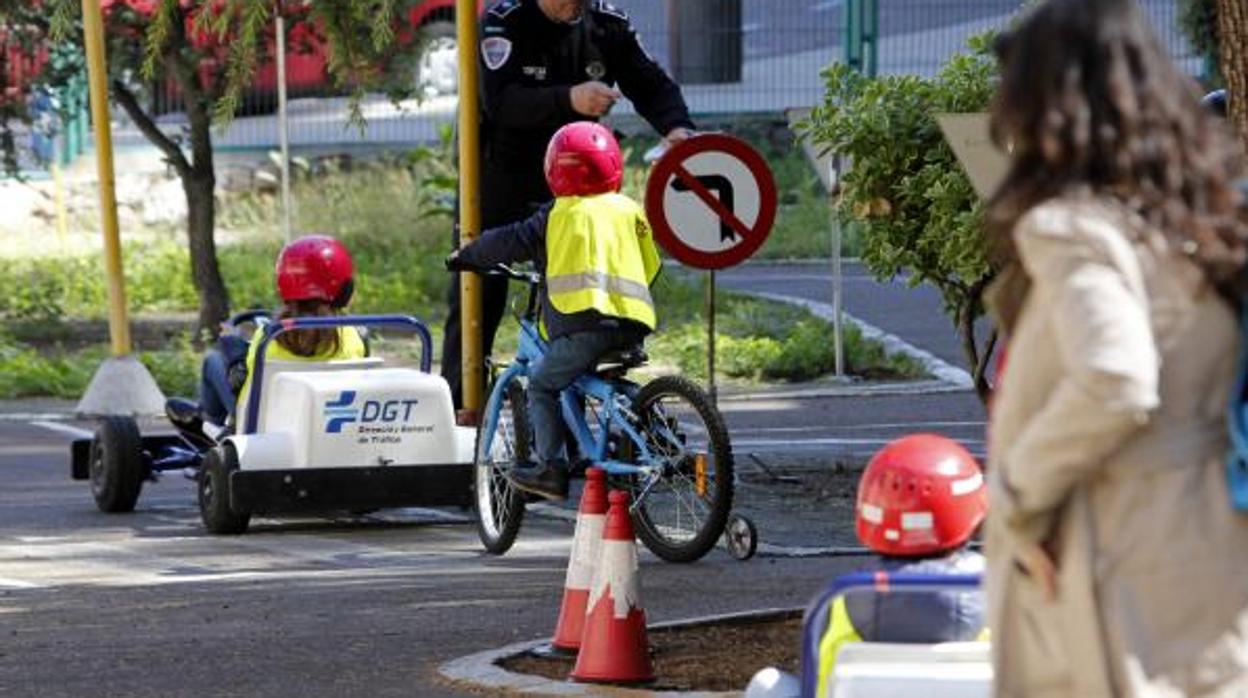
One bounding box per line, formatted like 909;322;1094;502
856;434;987;557
544;121;623;197
275;235;354;307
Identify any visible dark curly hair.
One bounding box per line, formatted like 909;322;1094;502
986;0;1247;318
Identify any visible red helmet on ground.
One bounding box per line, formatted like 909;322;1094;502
544;121;624;197
856;434;987;557
275;235;354;307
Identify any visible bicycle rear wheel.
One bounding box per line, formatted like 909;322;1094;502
474;379;530;555
624;375;733;563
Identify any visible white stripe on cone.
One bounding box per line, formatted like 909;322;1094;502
587;539;642;620
565;512;606;590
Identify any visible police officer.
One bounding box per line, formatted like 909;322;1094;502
443;0;695;409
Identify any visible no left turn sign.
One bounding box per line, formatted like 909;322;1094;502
645;133;778;270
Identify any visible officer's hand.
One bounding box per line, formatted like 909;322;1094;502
664;127;693;145
445;250;465;272
571;81;622;117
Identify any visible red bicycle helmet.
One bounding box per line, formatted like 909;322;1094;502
856;434;987;557
544;121;623;197
275;235;355;307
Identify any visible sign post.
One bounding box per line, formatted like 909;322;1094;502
786;108;846;377
646;134;778;402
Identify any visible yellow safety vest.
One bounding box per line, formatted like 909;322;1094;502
815;596;990;698
236;326;368;415
545;193;661;331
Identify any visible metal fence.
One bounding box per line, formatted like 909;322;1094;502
98;0;1208;154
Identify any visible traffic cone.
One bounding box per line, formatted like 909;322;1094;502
550;466;609;652
571;490;654;684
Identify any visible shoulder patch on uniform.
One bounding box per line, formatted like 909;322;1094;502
482;37;513;70
487;0;520;19
592;1;630;22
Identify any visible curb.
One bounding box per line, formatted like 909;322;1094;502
438;607;801;697
719;379;968;402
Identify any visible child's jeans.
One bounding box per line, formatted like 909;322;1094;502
199;335;249;425
528;327;645;466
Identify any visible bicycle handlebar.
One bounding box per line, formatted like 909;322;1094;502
447;257;542;285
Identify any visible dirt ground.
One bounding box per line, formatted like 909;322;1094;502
500;614;802;692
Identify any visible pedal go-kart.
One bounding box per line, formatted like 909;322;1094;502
70;313;476;534
747;571;990;698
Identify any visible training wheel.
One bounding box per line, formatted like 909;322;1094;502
724;513;758;561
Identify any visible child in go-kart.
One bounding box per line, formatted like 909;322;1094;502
197;235;367;431
747;434;989;698
446;121;662;501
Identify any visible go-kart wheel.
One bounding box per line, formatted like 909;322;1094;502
474;380;529;555
90;416;145;513
724;513;758;561
199;444;251;535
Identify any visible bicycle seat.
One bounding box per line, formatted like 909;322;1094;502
595;346;648;373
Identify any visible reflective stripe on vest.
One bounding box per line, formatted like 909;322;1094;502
546;271;655;308
545;193;660;331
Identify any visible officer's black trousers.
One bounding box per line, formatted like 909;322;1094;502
441;270;510;410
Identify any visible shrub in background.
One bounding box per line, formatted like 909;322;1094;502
802;35;999;401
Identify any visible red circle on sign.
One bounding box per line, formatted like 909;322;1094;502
645;133;778;270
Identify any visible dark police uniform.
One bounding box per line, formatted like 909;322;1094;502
442;0;694;407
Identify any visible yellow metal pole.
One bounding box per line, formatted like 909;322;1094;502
456;0;483;416
52;161;70;245
81;0;131;357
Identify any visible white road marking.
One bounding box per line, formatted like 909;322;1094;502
732;420;985;435
735;436;983;447
30;420;94;440
812;0;843;11
0;525;567;591
0;413;77;422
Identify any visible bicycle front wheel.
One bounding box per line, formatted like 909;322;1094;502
474;379;529;555
625;375;733;563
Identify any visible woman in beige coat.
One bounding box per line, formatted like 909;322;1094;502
984;1;1248;696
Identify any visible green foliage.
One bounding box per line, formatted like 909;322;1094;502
801;35;999;389
803;38;997;304
1180;0;1222;86
0;336;200;399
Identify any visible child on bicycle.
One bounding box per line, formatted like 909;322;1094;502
198;235;367;430
746;434;988;698
447;121;661;500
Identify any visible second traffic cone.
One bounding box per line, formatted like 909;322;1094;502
551;466;609;651
571;490;654;684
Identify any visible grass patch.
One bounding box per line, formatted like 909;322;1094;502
0;335;202;399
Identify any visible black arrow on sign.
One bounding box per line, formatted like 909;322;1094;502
672;174;737;242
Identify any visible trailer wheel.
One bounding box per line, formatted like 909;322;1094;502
90;416;145;513
199;444;251;535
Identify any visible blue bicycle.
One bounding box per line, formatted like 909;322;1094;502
468;264;734;563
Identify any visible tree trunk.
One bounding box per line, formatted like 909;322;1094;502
955;276;996;406
1220;0;1248;148
184;99;229;337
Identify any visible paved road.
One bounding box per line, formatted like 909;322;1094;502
0;262;992;696
719;261;988;460
0;420;858;697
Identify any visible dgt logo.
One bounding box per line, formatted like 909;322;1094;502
324;391;360;433
323;391;422;434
